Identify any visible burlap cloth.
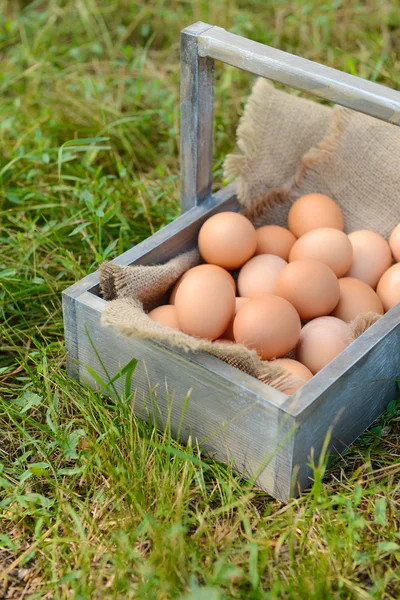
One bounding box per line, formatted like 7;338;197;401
99;79;399;392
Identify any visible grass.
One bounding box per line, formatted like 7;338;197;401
0;0;400;598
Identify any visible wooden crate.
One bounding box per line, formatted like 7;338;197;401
62;22;400;502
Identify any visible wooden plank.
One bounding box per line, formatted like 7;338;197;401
62;293;79;380
290;305;400;493
180;23;215;212
197;26;400;125
74;291;295;502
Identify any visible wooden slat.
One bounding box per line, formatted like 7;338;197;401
62;292;79;381
74;291;295;502
180;23;215;212
197;26;400;125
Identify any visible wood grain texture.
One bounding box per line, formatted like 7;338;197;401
62;291;79;380
181;23;215;212
74;291;294;502
197;25;400;125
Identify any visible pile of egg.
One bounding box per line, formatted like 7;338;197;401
148;193;400;394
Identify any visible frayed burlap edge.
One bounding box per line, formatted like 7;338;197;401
223;79;293;218
292;106;351;189
100;249;201;309
223;97;350;224
242;187;292;226
349;312;382;343
223;78;333;224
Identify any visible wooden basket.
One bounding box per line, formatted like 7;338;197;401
62;22;400;502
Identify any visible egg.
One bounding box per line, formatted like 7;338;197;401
170;264;236;304
233;295;301;359
346;230;392;289
331;277;384;322
275;260;340;320
389;224;400;262
198;211;257;270
271;358;313;395
175;270;235;340
296;316;350;374
220;297;250;341
237;254;287;298
254;225;297;260
148;305;180;330
289;228;353;277
287;193;344;238
376;263;400;311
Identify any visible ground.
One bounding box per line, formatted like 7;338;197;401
0;1;400;598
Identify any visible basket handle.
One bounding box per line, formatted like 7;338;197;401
180;22;400;212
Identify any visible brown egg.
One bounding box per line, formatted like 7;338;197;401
271;358;313;395
296;316;350;374
237;254;287;298
255;225;297;260
275;260;340;320
289;228;353;277
288;193;344;238
220;297;250;341
389;224;400;262
170;264;236;304
198;211;257;270
233;295;301;359
148;305;181;330
346;230;392;289
331;277;384;322
174;270;235;340
376;263;400;312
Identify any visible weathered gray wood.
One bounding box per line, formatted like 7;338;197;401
62;292;79;380
197;25;400;125
74;291;294;501
181;23;215;212
290;305;400;492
